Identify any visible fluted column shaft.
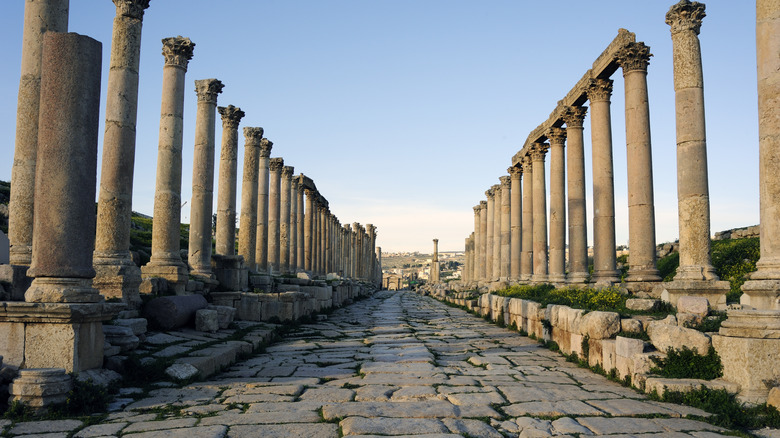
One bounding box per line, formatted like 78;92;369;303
563;106;589;283
500;177;511;280
667;1;718;281
215;106;244;256
9;0;69;266
188;79;223;277
509;167;522;281
521;157;534;281
531;144;549;282
548;128;567;283
255;139;272;273
588;78;620;284
268;158;283;274
279;166;293;274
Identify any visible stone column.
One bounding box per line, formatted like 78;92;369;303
279;165;293;274
741;0;780;309
431;239;440;283
464;236;471;283
214;105;244;256
368;225;377;280
25;32;102;303
141;36;195;294
521;156;534;281
509;166;522;281
9;0;69;267
254;138;272;273
485;188;495;281
312;200;319;274
499;176;511;280
618;42;661;283
237;129;263;270
290;178;299;272
325;213;332;274
492;184;502;281
267;158;283;275
92;0;150;305
478;201;488;281
321;208;329;275
304;189;314;272
587;78;620;285
473;205;482;281
296;177;305;272
562;106;589;284
531;143;549;283
188;79;223;283
352;223;361;279
548;128;567;283
664;0;729;308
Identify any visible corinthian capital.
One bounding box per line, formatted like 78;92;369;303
530;143;549;161
485;187;495;199
508;165;522;178
282;166;294;178
666;0;706;35
480;200;487;209
218;105;245;130
587;78;613;103
114;0;150;19
195;79;224;104
243;127;264;147
617;42;653;73
499;175;511;188
547;127;566;146
269;158;284;172
161;36;194;70
522;155;533;173
259;138;273;157
473;205;481;215
562;106;588;129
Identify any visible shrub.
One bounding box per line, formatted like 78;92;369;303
650;346;723;380
657;251;679;282
711;237;759;303
656;386;780;430
494;284;627;312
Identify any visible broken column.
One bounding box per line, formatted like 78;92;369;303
141;36;195;294
188;78;223;286
237;128;263;271
93;0;151;306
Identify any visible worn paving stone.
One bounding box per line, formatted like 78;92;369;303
340;416;449;435
122;418;198;433
121;425;227;438
9;420;83;435
227;423;338;438
74;422;127;437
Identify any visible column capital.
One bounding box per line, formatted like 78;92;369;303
218;105;245;129
480;200;487;209
282;165;294;178
243;127;264;146
530;142;549;161
665;0;706;35
617;42;653;73
562;105;588;128
587;78;614;103
547;127;567;146
259;138;273;157
499;175;511;188
291;178;299;190
161;36;195;70
352;223;361;232
473;205;482;215
304;188;315;197
113;0;150;19
269;157;284;171
194;79;224;104
522;155;534;173
508;165;523;178
485;187;495;199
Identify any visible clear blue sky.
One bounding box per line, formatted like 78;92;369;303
0;1;759;253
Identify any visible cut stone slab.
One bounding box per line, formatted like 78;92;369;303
340;416;449;436
584;398;680;416
227;423;337;438
503;400;606;417
322;401;460;420
198;410;321;426
165;363;199;380
299;387;355;402
74;421;127;437
9;420;83;435
576;417;666;435
118;425;227;438
442;418;503;438
122;418;198;434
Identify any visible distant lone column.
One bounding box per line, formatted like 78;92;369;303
25;32;102;303
664;0;729;308
478;201;488;281
509;166;522;281
521;156;534;281
485;188;495;281
304;189;314;272
431;239;440;283
499;176;511;280
268;158;283;275
237;128;263;270
9;0;69;267
531;143;549;283
588;78;620;285
279;165;293;274
188;78;224;282
548;128;567;283
290;178;299;272
562;106;589;284
618;42;661;283
741;0;780;309
93;0;150;305
214;105;244;256
141;36;195;294
255;139;272;274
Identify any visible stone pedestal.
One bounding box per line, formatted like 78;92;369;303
211;254;248;292
9;368;71;414
712;309;780;403
661;279;730;311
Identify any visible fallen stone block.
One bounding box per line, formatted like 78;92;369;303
647;320;711;354
626;298;660;312
103;325;140;352
677;296;710;317
113;318;147;336
142;294;208;330
165;363;200;381
196;309;219;333
206;305;236;329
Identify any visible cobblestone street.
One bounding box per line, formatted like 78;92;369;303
5;291;735;437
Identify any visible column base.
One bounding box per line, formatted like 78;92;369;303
141;262;188;295
189;270;219;293
531;274;548;284
0;264;33;301
660;279;730;311
92;261;142;308
712;309;780;403
591;270;621;287
625;267;661;283
548;273;567;284
567;272;589;285
212;255;248;292
25;277;102;303
8;245;32;267
739;279;780;310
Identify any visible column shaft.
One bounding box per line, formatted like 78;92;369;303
485;190;495;280
500;176;511;280
548;128;567;283
215;106;244;256
304;190;313;272
267;158;283;274
521;157;534;281
531;144;549;282
279;166;293;274
563;106;589;283
296;180;305;271
478;202;488;281
255;140;272;273
509;167;522;281
237;129;263;270
290;180;299;272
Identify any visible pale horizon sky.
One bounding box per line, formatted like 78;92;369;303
0;1;760;254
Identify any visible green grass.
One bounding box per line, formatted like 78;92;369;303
493;283;664;315
650;346;723;380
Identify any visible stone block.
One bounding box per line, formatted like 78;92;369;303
76;368;121;387
165;363;199;381
142;294;208;330
113;318;147;336
769;387;780;411
588;338;603;368
620;318;643;334
676;312;701;328
601;339;616;373
661;279;730;311
206;305;236;329
645;377;741;398
579;311;620;339
647;320;711;354
103;324;139;352
138;277;168;296
277;284;300;292
9;368;71;412
0;264;33;301
195;309;219;333
25;322;104;373
616;336;645;379
0;322;26;367
625;298;660;312
570;332;584;358
677;296;710;317
0;230;8;264
713;334;780;402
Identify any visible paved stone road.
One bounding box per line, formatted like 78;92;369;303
6;291;737;437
